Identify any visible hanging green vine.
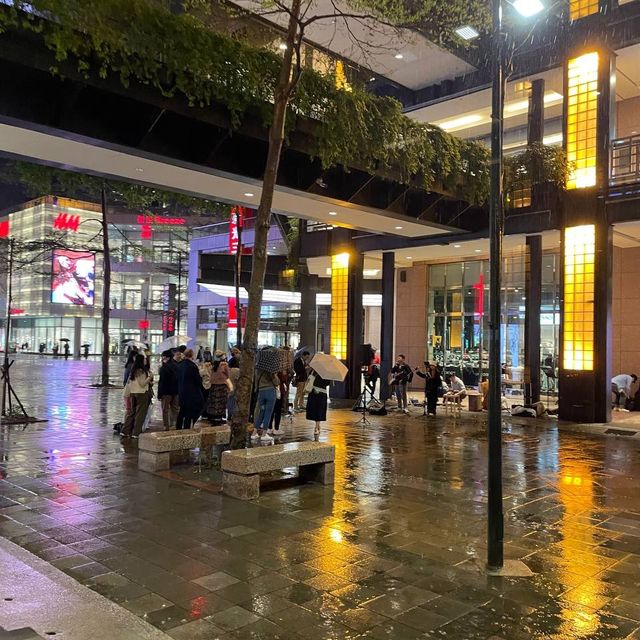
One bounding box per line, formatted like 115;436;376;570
0;0;563;208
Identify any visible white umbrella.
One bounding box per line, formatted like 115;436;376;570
309;353;348;382
125;340;147;350
156;335;192;353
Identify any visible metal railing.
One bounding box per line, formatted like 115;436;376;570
610;135;640;186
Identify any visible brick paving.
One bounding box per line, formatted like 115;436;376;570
2;355;640;639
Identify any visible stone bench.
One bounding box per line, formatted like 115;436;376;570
221;442;335;500
138;426;230;472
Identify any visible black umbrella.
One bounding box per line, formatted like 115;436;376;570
59;338;70;342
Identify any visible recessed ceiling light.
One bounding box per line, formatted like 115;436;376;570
328;211;337;216
474;249;482;253
278;43;288;50
438;114;484;132
135;167;144;173
454;244;461;248
455;25;479;40
394;53;404;60
513;0;544;17
369;76;376;82
394;226;403;230
406;256;412;259
243;192;254;197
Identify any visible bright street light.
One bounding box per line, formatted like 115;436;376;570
512;0;544;17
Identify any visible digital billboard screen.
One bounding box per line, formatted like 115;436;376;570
51;249;95;306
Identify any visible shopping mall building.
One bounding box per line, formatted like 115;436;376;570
0;196;192;355
1;0;640;420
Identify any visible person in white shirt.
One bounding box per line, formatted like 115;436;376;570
611;373;637;412
444;374;467;408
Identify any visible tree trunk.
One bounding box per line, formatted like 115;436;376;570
100;187;111;386
230;0;301;449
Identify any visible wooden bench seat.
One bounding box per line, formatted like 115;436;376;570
221;442;335;500
138;426;230;472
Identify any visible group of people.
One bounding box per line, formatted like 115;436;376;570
390;354;468;416
121;344;330;443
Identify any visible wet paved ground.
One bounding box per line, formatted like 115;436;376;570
2;355;640;639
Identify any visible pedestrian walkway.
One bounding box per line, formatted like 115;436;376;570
0;537;168;640
2;356;640;639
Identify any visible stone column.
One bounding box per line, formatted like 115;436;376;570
558;47;614;423
380;252;395;401
299;271;318;350
524;235;542;404
346;253;364;399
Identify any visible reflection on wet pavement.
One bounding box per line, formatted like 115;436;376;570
2;355;640;639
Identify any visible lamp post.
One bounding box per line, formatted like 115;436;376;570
485;0;545;572
487;0;505;572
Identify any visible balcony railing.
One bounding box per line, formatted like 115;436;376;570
611;135;640;186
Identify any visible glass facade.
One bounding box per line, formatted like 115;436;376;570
426;253;560;387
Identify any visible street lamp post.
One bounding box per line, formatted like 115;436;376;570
487;0;506;572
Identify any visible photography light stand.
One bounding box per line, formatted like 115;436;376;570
354;367;373;426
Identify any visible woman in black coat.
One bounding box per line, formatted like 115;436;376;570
176;348;205;430
306;371;329;440
415;362;442;417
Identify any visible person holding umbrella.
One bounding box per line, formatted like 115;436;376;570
251;347;288;444
306;353;348;440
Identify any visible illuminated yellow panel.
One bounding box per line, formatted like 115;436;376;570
566;52;599;190
335;60;352;92
330;252;349;360
570;0;599;20
563;225;595;371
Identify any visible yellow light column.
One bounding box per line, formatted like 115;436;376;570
330;252;349;360
570;0;599;20
563;224;595;371
566;52;599;190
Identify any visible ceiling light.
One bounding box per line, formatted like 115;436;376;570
369;77;376;82
363;269;380;277
455;25;479;40
406;256;412;259
328;211;337;216
395;53;404;59
454;244;461;248
513;0;544;17
474;249;482;253
394;225;403;230
278;43;288;50
243;192;254;197
438;114;484;132
135;167;144;173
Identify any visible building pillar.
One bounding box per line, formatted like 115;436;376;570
528;78;545;210
380;252;395;401
558;47;614;423
524;236;542;404
346;253;364;398
299;271;318;350
73;317;82;358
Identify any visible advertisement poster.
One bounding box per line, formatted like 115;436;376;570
51;249;95;305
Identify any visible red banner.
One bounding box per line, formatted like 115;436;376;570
229;206;244;254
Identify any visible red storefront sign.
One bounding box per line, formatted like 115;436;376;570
52;213;80;232
229;206;244;254
138;319;150;330
0;220;9;238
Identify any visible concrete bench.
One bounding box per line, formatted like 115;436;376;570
138;426;230;472
221;442;335;500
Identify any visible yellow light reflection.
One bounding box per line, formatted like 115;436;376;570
329;528;344;544
566;52;599;190
557;457;608;638
330;253;349;360
563;224;595;370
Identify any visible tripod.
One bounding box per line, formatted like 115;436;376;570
353;370;380;426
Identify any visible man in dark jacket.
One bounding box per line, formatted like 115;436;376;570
158;350;179;430
293;351;311;412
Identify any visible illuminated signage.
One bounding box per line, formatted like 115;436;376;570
162;283;177;338
53;213;81;232
229;206;244;254
0;220;9;238
138;319;150;330
9;308;25;315
136;215;186;226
